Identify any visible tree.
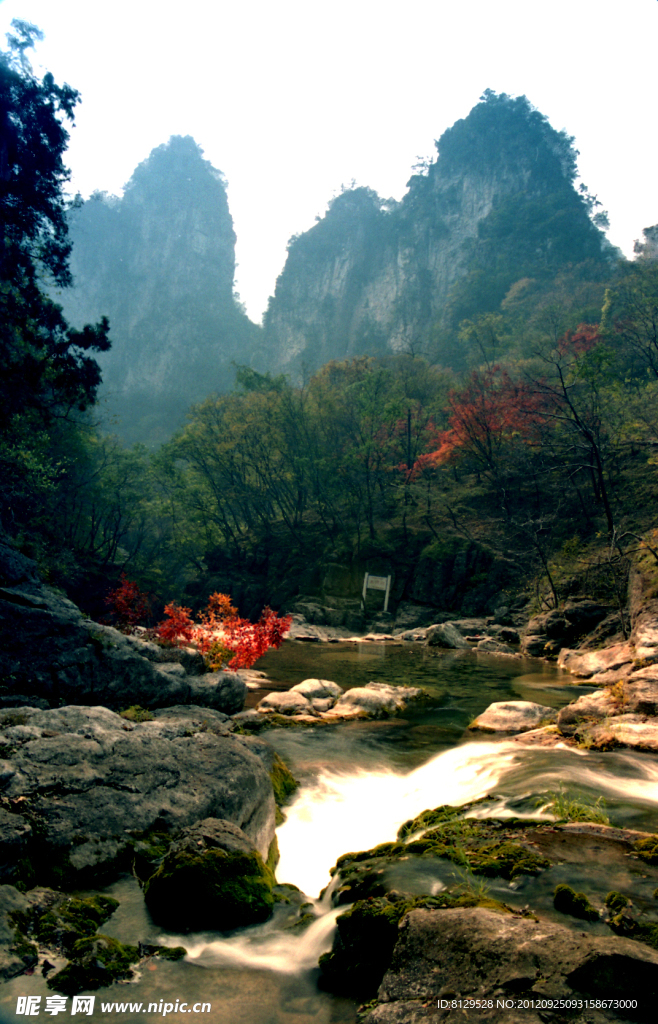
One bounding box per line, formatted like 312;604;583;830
0;20;110;429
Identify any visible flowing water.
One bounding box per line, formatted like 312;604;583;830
3;640;658;1023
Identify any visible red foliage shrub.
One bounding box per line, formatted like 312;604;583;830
105;573;151;629
155;593;291;671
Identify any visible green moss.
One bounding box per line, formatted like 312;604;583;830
605;891;629;914
119;705;154;723
553;884;599;921
320;891;511;999
0;710;30;727
634;835;658;865
154;945;187;961
608;913;658;950
270;752;298;805
467;841;548;879
48;934;139;995
331;807;548;901
35;895;119;952
7;912;38;965
144;847;275;931
267;835;280;873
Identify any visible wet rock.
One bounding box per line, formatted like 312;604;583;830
326;683;423;719
290;678;343;700
426;622;471;650
447;618;488;635
0;807;32;884
585;714;658;752
625;676;658;715
0;884;37;980
47;934;139;995
395;628;428;642
498;627;520;644
0;705;275;887
0;576;245;713
557;642;634;678
329;808;550;908
475;638;516;655
520;634;550;657
144;817;275;931
526;609;569;639
393;604;437;630
469;701;556;733
363;907;658;1023
553;883;599;921
562;600;609;631
257;690;315;716
284;613;353;641
556;689;619;737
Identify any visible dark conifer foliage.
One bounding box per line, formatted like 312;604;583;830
0;20;110;427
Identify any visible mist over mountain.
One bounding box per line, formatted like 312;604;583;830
263;91;616;376
59;136;262;444
59;94;617;445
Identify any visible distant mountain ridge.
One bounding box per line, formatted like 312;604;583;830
262;91;614;375
59;135;261;444
59;95;616;444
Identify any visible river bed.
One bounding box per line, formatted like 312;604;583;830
3;640;658;1023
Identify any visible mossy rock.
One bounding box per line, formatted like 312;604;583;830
270;753;298;805
144;819;275;931
319;896;408;998
609;915;658;950
130;831;173;882
605;891;629;914
35;895;119;952
635;835;658;865
119;705;154;723
467;840;548;879
47;934;139;995
553;884;599;921
139;943;187;961
398;804;465;839
329;807;548;902
320;891;511;999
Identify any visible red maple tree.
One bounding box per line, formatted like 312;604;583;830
411;366;545;475
155;593;291;671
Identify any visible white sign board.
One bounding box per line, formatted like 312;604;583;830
362;573;392;612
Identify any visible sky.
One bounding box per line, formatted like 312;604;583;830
0;0;656;322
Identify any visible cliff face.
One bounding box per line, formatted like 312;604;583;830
59;136;261;444
263;93;611;374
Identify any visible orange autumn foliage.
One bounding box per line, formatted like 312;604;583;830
412;366;545;475
155;593;291;671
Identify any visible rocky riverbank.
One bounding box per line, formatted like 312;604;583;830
3;532;658;1015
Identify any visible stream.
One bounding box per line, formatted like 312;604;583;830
3;640;658;1023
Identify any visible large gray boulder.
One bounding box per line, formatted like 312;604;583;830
144;817;275;931
257;690;315;716
0;571;246;713
0;705;275;887
556;688;618;737
365;907;658;1023
557;643;634;679
469;700;556;733
425;622;471;650
327;683;423;719
290;678;343;700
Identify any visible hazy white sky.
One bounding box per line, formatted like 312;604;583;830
1;0;656;321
